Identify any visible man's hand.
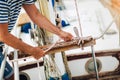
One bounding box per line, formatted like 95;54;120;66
30;47;45;59
58;30;73;42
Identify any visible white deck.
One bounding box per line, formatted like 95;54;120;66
61;0;120;55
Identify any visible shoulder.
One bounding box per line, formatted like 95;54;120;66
0;0;8;2
0;0;8;5
23;0;35;4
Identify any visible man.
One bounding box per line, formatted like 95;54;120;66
0;0;73;80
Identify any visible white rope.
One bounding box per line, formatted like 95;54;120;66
44;39;61;53
94;14;118;40
74;0;83;37
74;0;85;50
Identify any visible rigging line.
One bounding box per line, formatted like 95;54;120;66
94;14;118;40
44;39;61;53
42;56;62;78
74;0;83;37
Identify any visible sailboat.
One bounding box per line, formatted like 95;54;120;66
1;0;120;80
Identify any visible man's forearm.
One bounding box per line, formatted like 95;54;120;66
1;33;33;54
33;15;62;35
23;4;73;42
23;4;62;36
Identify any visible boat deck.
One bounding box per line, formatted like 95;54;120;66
7;0;120;80
60;0;120;55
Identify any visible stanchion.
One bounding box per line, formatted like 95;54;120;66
13;50;20;80
91;45;99;80
37;60;43;80
0;46;8;80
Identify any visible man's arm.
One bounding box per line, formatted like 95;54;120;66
23;4;73;41
0;23;44;59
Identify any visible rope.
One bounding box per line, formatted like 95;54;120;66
94;14;118;40
43;55;62;79
44;39;61;53
74;0;83;37
74;0;85;50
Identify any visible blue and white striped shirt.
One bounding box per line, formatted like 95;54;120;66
0;0;35;46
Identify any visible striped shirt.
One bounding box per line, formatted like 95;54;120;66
0;0;35;46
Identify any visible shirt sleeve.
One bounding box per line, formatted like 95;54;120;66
0;1;9;23
23;0;35;4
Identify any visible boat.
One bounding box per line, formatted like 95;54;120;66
1;0;120;80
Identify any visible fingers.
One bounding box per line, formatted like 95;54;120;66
33;53;44;60
64;33;73;41
31;48;45;60
58;30;73;42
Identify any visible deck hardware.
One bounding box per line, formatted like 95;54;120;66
0;46;9;80
91;45;99;80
